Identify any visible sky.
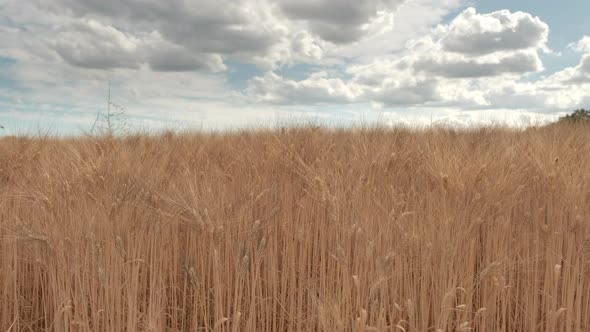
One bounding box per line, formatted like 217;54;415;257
0;0;589;135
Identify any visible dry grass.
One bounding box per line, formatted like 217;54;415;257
1;124;590;331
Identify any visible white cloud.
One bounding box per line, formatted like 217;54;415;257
247;60;443;107
327;0;466;64
562;54;590;84
547;37;590;85
404;7;547;79
290;31;325;61
440;7;549;55
247;7;549;107
346;60;443;106
569;36;590;53
246;71;362;104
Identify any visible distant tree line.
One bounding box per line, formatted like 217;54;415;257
559;109;590;123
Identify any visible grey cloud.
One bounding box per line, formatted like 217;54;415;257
415;51;542;78
441;8;548;55
370;79;441;106
51;19;227;72
161;22;274;55
305;22;368;44
54;47;139;70
35;0;407;71
278;0;405;44
48;0;183;22
52;19;142;70
582;55;590;74
41;0;280;66
147;47;226;72
280;0;377;25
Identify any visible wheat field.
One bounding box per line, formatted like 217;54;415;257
0;124;589;331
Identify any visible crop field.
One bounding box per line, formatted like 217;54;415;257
1;124;589;331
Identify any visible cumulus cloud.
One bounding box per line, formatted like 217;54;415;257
146;47;226;73
440;7;549;55
569;36;590;53
547;37;590;85
402;8;548;79
290;31;326;60
246;59;445;107
567;55;590;84
247;7;550;107
51;19;227;72
48;0;278;53
343;60;444;106
246;71;362;104
39;0;288;70
52;19;142;70
553;54;590;85
143;32;227;72
38;0;409;71
367;79;441;106
278;0;406;44
246;67;444;107
414;50;543;78
559;36;590;84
